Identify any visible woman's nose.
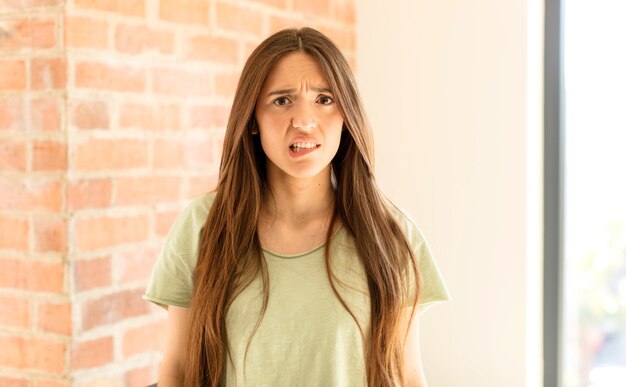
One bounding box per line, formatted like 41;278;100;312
291;104;316;131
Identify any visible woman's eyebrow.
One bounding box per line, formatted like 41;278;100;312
266;87;332;97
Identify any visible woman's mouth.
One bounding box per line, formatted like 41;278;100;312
289;142;320;157
289;142;320;153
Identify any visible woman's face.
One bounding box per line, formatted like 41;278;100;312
255;51;344;181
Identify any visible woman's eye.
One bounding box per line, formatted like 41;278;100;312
272;97;291;106
318;96;334;105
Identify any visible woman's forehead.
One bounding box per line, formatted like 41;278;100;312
261;51;330;91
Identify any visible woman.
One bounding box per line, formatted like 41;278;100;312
144;27;449;387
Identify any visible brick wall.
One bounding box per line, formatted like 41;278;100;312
0;0;355;385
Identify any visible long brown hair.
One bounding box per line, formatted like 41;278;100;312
184;27;420;387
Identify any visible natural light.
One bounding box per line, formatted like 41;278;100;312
563;0;626;386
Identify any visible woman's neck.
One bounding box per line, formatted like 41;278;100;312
262;167;335;225
258;165;339;255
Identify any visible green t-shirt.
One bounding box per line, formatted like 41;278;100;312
144;192;450;387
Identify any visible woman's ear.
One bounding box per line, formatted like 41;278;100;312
251;121;259;135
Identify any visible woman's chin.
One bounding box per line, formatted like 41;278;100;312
267;163;332;183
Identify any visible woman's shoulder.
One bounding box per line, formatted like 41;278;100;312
385;200;452;306
179;191;216;223
164;191;216;250
385;200;427;248
144;192;217;309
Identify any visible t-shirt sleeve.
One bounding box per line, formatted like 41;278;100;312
143;245;194;309
411;228;451;313
143;194;212;309
394;206;451;313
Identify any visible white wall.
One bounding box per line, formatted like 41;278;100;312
356;1;544;386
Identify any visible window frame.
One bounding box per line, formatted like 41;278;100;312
544;0;564;386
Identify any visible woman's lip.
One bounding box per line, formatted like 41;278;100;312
289;145;319;158
288;136;320;146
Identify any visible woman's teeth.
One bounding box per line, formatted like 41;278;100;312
290;142;318;152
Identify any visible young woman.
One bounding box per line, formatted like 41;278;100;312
144;27;449;387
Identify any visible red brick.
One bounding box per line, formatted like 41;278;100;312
0;216;29;250
188;174;218;197
118;247;159;283
0;18;56;51
0;25;22;51
3;0;64;8
0;97;58;133
81;289;150;330
242;41;258;59
212;132;225;157
31;97;60;132
159;0;209;24
244;0;287;8
269;15;304;34
114;176;181;206
72;138;148;171
210;132;224;163
0;178;62;212
119;102;180;130
75;61;146;92
152;139;185;169
185;137;215;166
242;41;258;60
0;376;28;387
331;0;355;23
190;104;230;129
34;380;72;387
74;214;149;251
0;139;28;171
216;2;264;37
38;301;71;335
0;335;65;373
215;70;240;100
33;216;67;253
0;98;23;130
152;67;212;97
0;60;27;90
293;0;330;16
126;365;152;387
0;295;30;329
122;320;167;358
31;57;66;90
74;0;145;17
71;336;113;370
70;100;110;130
65;16;109;49
24;19;57;48
0;258;64;293
84;376;120;387
32;140;67;171
155;209;179;237
67;178;112;211
187;34;238;63
74;256;111;291
115;24;175;55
